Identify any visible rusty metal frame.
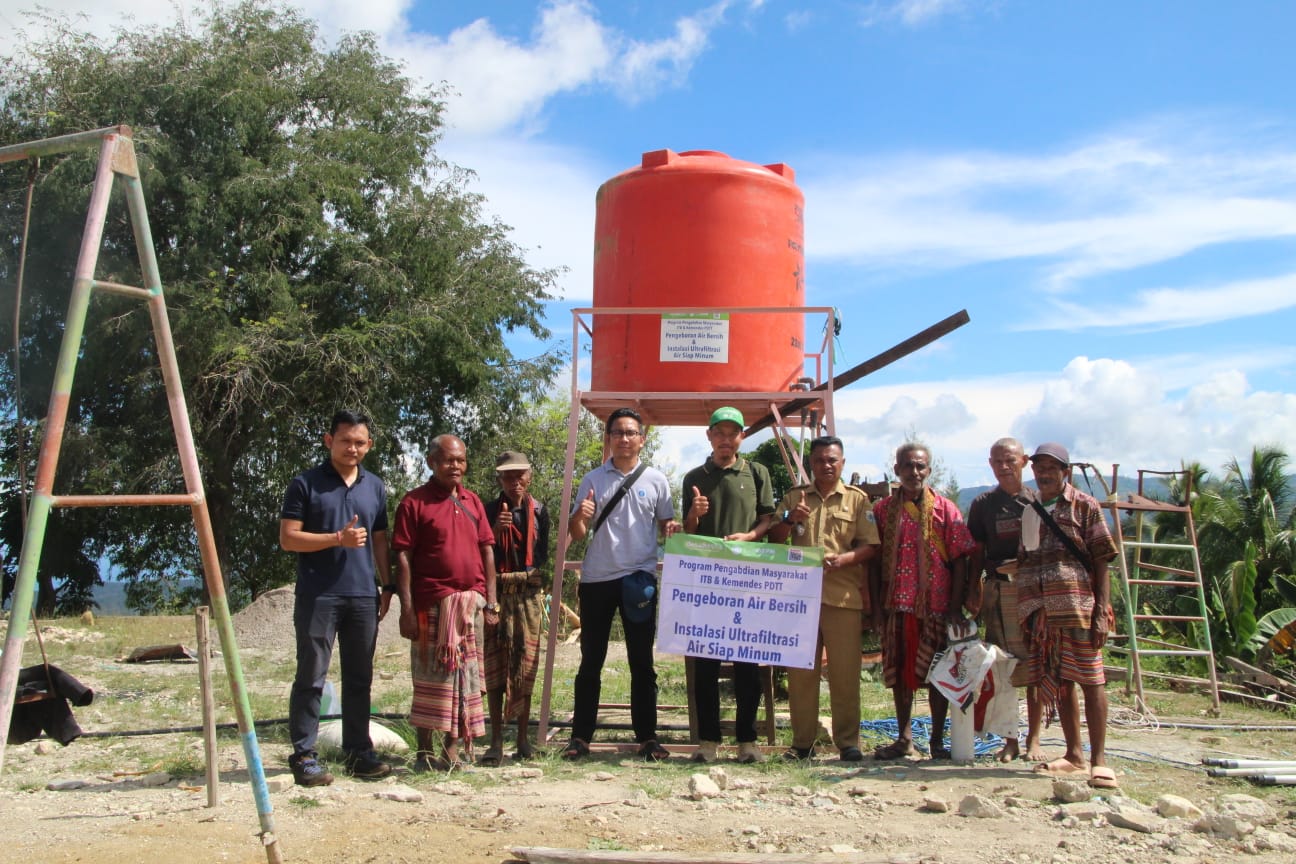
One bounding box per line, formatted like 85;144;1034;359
0;126;281;863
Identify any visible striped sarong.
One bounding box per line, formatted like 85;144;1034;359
1025;609;1105;718
882;610;947;691
410;593;486;738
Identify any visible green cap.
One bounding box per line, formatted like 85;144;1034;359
709;406;745;428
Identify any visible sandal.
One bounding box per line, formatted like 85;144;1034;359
872;739;917;761
1088;765;1119;789
479;746;504;768
1034;757;1086;776
560;737;589;761
929;744;952;760
638;739;670;762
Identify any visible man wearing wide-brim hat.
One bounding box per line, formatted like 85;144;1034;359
480;450;550;765
1016;442;1121;790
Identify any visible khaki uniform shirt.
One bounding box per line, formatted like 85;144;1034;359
775;480;880;609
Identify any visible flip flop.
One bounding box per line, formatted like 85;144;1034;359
928;744;952;760
1088;765;1119;789
479;747;504;768
873;740;917;761
1034;757;1086;775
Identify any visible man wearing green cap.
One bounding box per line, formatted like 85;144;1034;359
680;407;776;763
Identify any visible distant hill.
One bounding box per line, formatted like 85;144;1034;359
93;580;133;615
955;475;1170;512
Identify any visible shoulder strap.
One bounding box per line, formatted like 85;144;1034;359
451;493;480;528
1030;498;1090;571
591;463;649;537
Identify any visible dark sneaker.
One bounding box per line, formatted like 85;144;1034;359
781;746;814;762
344;749;392;780
290;752;334;787
839;746;864;762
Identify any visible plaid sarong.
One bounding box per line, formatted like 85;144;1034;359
483;572;544;719
980;578;1031;688
410;592;486;737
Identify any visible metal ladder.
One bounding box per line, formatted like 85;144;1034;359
1102;469;1220;712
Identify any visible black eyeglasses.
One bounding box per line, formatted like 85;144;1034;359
609;429;641;439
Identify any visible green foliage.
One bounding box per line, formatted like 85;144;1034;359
0;2;559;612
745;435;810;504
1253;607;1296;657
1140;449;1296;669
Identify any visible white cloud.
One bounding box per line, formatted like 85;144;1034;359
437;137;607;302
802;128;1296;301
386;1;754;135
645;351;1296;492
861;0;975;28
389;2;615;136
1033;272;1296;332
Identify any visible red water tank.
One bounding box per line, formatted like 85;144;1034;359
591;149;805;395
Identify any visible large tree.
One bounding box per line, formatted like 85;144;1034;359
0;2;560;612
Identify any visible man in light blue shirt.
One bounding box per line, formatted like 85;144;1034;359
562;407;678;762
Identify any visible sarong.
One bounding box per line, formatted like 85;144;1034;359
881;610;947;691
410;594;486;737
980;578;1031;687
1024;609;1105;719
483;572;544;719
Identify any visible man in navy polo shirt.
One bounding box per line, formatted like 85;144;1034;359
280;410;393;786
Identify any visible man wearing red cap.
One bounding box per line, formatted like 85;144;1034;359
1016;442;1120;789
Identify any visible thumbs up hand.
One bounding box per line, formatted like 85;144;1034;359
495;500;512;536
688;485;709;519
577;487;597;521
338;514;367;547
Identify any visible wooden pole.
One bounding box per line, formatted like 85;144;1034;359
195;606;220;807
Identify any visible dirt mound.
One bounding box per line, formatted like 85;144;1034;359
232;586;405;652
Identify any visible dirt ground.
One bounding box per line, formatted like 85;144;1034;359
2;607;1295;864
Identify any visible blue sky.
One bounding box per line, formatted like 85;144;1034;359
9;1;1296;489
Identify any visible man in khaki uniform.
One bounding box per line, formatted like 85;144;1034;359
767;435;880;761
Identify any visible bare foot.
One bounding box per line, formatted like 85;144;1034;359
1023;738;1045;762
997;738;1020;763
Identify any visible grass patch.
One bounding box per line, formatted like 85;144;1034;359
288;795;322;808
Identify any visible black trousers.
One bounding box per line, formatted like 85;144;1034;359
692;657;761;743
289;592;378;757
571;574;658;743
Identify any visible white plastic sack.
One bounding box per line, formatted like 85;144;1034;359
927;622;995;712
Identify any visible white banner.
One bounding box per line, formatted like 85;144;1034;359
659;313;729;363
658;534;823;670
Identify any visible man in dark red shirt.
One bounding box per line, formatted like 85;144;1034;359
392;434;499;770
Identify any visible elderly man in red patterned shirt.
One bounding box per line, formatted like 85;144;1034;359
870;441;977;761
1015;442;1120;790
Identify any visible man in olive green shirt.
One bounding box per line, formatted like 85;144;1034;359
681;407;776;763
767;435;880;761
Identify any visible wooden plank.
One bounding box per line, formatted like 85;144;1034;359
743;310;970;436
511;849;934;864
